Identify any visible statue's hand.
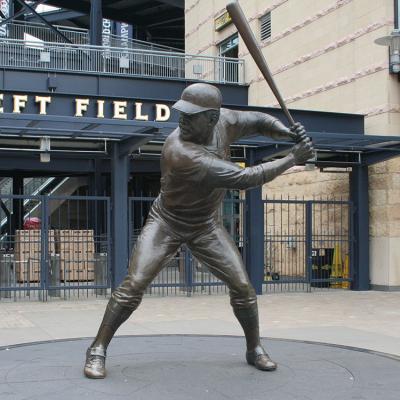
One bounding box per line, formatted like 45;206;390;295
291;127;315;164
290;122;307;142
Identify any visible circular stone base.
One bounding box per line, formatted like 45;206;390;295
1;335;399;400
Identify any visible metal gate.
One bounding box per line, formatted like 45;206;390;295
128;194;245;296
0;195;111;301
263;198;353;292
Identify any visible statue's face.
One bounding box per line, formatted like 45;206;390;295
179;110;220;144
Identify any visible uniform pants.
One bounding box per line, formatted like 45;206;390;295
112;214;257;310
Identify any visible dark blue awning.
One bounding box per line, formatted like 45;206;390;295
1;113;399;167
238;132;400;167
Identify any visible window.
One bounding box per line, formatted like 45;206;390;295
260;12;271;41
219;34;239;58
218;34;239;83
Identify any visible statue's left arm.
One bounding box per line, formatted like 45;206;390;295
223;108;297;144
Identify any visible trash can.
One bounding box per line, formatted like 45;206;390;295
311;248;333;288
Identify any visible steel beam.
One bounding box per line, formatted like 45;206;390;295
0;70;248;107
0;0;48;27
111;142;129;288
89;159;106;246
25;9;86;23
45;1;141;24
363;149;400;166
11;175;23;239
14;0;73;43
119;128;157;157
89;159;104;196
89;0;102;46
350;165;370;290
157;0;184;9
0;154;98;173
305;202;313;286
245;150;264;294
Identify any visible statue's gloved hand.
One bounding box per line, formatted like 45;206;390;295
291;124;315;164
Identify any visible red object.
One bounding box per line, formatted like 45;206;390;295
23;217;41;230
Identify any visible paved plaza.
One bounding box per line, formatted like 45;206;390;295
0;290;399;356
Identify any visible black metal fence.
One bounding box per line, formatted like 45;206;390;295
0;195;111;301
263;198;353;293
0;193;354;301
128;195;353;296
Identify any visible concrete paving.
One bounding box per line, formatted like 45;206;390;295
0;290;400;356
1;336;400;400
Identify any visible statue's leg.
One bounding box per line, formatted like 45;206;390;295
84;216;181;378
188;224;277;371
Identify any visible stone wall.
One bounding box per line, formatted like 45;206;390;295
369;158;400;288
263;167;349;200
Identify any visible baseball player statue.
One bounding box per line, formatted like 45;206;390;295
84;82;314;378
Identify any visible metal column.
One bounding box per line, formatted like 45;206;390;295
305;201;313;287
350;165;370;290
8;0;14;17
245;150;264;294
111;143;129;288
90;0;103;46
88;160;104;197
89;159;106;252
11;175;23;235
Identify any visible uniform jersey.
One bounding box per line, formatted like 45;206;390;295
150;108;289;236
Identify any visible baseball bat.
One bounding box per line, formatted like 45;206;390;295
226;1;297;133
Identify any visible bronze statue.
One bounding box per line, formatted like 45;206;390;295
84;82;314;379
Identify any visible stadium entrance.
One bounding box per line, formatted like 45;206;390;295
0;8;399;299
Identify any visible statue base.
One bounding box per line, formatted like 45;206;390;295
1;335;399;400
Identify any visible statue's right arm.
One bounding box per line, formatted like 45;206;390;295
203;153;296;190
175;137;313;190
192;137;313;190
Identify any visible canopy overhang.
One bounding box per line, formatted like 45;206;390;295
240;132;400;167
1;112;399;168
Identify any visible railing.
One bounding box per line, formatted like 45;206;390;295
0;38;245;84
1;20;183;53
23;177;52;196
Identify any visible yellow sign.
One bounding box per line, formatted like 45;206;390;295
215;11;232;31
